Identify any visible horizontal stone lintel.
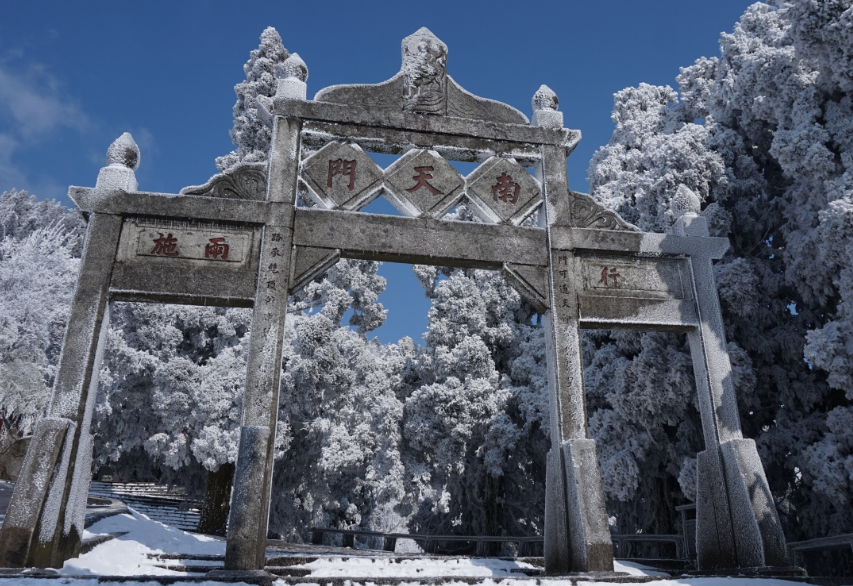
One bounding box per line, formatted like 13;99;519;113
552;227;730;259
292;207;548;269
274;99;578;148
578;295;699;332
110;263;257;306
301;122;543;166
68;188;279;225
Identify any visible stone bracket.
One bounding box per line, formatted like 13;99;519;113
502;263;549;313
289;246;341;293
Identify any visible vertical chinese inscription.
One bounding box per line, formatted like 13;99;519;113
547;249;587;440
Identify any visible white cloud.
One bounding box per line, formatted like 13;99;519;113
0;60;90;197
0;133;27;191
0;63;89;138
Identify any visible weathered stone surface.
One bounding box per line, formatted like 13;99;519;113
466;157;542;225
561;439;614;572
301;142;383;210
722;439;789;567
289;246;341;293
292;207;547;269
110;219;260;307
225;425;272;570
501;263;548;313
0;418;71;567
384;150;464;218
69;188;274;225
543;449;571;574
225;115;300;571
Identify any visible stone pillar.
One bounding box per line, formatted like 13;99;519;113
0;134;136;567
534;87;614;574
674;198;789;570
224;58;306;572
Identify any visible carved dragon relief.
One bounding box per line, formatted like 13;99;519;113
569;191;639;231
314;28;528;125
180;162;267;200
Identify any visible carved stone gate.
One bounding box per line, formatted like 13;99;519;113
0;28;789;574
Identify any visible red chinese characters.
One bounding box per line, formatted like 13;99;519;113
600;267;620;288
406;166;442;195
204;237;229;260
491;172;520;204
328;159;357;191
151;233;179;256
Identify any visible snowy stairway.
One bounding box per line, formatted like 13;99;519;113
147;554;313;577
89;481;202;532
145;552;671;584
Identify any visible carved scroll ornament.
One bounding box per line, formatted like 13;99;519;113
180;162;267;200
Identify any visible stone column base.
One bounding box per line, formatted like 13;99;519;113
544;440;613;574
696;439;789;570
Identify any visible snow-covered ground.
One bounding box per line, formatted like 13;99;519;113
0;508;808;586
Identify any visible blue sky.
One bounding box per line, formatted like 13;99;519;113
1;0;755;345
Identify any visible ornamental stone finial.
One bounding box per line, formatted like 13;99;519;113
671;184;708;237
97;132;139;191
281;53;308;82
533;85;559;112
273;53;308;101
531;85;563;129
105;132;140;170
670;184;702;219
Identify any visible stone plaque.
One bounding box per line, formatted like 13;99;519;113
135;226;250;263
581;256;687;299
466;157;542;225
384;149;464;218
301;142;384;210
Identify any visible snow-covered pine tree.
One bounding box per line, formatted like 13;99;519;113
587;0;853;540
401;206;549;552
0;190;83;436
215;27;289;172
91;25;291;514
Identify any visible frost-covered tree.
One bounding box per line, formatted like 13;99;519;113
93;304;252;489
0;224;81;434
0;190;83;434
268;259;401;541
216;27;289;172
397;207;549;549
587;0;853;539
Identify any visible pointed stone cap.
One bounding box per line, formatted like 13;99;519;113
401;27;447;67
281;53;308;82
670;184;702;218
273;53;308;101
105;132;140;171
531;85;563;129
96;133;139;192
532;85;559;112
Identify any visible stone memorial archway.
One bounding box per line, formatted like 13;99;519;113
0;28;788;575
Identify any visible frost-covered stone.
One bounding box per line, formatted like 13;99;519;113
96;133;139;192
